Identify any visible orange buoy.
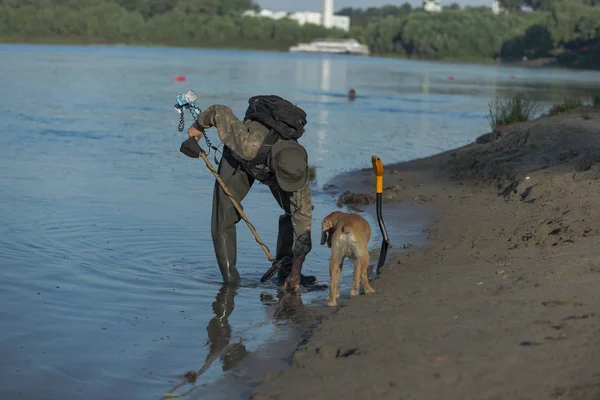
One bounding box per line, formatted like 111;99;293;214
447;75;454;81
174;75;186;82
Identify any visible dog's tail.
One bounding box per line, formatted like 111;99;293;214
340;225;365;257
341;226;355;240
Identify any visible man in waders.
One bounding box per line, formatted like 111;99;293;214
184;96;315;291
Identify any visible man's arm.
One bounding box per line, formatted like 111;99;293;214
194;105;264;161
285;180;313;290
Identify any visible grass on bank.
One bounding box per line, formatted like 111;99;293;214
487;91;539;129
308;166;317;183
548;96;584;116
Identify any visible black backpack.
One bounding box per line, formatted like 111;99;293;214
239;95;308;178
244;95;307;141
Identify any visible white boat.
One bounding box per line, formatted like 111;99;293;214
289;38;370;56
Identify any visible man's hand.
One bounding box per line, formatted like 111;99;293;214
187;124;204;140
284;257;304;292
284;274;300;291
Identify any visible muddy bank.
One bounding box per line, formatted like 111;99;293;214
251;106;600;400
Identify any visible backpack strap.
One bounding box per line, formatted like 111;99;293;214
230;129;281;184
250;129;280;167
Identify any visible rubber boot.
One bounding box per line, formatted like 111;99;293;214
300;274;317;286
277;256;293;283
211;148;253;286
214;235;240;285
276;256;317;286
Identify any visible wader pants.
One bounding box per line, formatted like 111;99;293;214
211;147;294;285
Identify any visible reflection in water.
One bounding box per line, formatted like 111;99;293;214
317;58;331;160
421;71;430;95
161;285;249;399
259;289;305;321
206;285;248;372
490;70;498;102
204;284;306;370
320;58;331;92
161;285;306;398
419;72;431;137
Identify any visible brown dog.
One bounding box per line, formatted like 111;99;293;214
321;211;375;307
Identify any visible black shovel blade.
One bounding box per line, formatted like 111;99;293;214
260;260;282;283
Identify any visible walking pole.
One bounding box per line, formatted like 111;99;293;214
372;155;390;274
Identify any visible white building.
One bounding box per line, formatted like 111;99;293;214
288;11;350;31
288;11;322;26
423;0;442;12
241;9;287;20
323;0;333;28
241;0;351;32
491;1;507;14
331;15;350;31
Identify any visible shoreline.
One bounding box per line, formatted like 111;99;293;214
250;106;600;399
1;41;598;73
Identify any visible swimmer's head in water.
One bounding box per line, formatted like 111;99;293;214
348;88;356;100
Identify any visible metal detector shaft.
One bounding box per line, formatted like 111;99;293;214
372;156;390;274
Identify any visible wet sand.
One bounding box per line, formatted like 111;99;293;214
251;107;600;400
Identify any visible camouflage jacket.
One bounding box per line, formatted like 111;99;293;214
196;105;313;260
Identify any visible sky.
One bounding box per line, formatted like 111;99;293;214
255;0;494;13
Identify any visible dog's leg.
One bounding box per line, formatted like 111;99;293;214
327;252;343;307
360;253;376;295
335;257;344;300
350;257;361;297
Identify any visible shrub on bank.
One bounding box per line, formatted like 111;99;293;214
487;91;539;129
548;96;583;116
308;166;317;183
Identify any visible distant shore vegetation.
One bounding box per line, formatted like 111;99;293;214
0;0;599;70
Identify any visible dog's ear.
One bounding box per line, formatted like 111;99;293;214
321;229;328;246
321;218;333;246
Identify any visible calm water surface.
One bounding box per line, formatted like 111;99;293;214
1;44;600;400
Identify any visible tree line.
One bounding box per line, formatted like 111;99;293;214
341;0;599;68
0;0;348;49
0;0;598;69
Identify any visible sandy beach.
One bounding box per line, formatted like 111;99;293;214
251;106;600;400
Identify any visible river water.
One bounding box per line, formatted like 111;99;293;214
1;44;599;400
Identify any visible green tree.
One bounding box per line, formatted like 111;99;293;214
239;15;273;42
218;0;253;15
522;24;554;57
499;0;522;11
